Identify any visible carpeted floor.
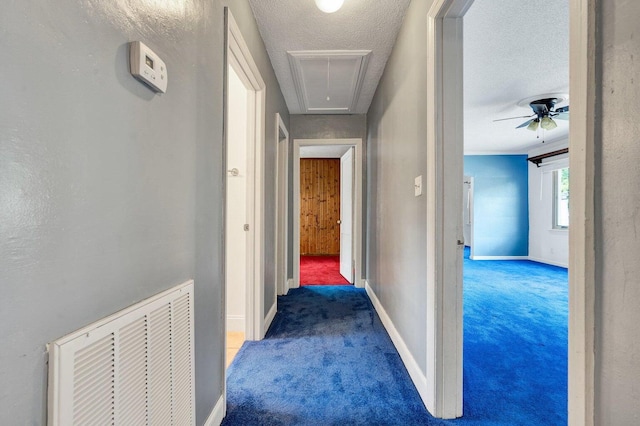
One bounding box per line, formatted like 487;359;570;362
223;286;435;425
300;255;350;285
223;253;568;425
460;248;568;425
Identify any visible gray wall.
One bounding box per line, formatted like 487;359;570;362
366;0;433;374
0;0;287;423
227;1;290;320
291;114;367;140
290;114;367;278
595;0;640;422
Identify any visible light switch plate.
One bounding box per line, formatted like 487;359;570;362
415;175;423;196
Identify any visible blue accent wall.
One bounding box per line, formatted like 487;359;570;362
464;155;529;257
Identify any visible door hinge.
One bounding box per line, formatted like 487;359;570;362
244;224;250;232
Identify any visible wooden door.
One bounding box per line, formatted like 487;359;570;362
300;158;340;255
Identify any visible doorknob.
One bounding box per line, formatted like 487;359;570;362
337;220;341;224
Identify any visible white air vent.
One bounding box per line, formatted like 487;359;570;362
288;50;371;114
48;280;195;426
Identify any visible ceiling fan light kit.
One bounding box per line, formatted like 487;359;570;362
314;0;344;13
540;116;558;131
495;93;569;137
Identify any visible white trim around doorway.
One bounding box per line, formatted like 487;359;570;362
567;0;596;424
292;138;363;289
426;0;472;418
275;113;289;297
225;8;267;345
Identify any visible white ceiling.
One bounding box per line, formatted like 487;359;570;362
300;145;351;158
288;50;371;114
248;0;569;153
463;0;569;153
248;0;410;114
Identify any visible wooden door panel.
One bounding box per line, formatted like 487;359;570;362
300;158;340;255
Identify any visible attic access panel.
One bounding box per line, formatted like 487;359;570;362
288;50;371;114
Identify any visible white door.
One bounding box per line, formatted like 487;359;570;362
226;64;249;334
340;148;354;282
463;176;473;253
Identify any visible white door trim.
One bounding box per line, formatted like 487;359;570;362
568;0;596;424
426;0;471;418
426;0;595;423
292;138;363;289
225;8;266;345
275;113;289;296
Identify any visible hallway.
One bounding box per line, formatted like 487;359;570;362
3;0;638;423
222;286;435;425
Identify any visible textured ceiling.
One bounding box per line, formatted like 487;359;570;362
248;0;568;152
288;50;371;114
463;0;569;153
248;0;410;114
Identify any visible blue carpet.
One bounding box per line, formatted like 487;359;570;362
223;253;567;425
460;248;568;424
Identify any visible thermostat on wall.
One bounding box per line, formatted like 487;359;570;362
129;41;168;93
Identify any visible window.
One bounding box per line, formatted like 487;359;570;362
553;167;569;229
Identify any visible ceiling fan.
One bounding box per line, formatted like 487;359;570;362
494;97;569;131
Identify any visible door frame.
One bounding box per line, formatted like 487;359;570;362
292;138;363;288
224;8;266;345
275;113;289;296
426;0;596;423
425;0;471;417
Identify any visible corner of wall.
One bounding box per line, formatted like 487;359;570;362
204;395;226;426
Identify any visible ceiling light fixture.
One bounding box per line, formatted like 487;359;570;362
314;0;344;13
494;94;569;141
540;116;558;131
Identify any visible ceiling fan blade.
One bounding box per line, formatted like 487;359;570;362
516;119;535;129
555;105;569;113
493;114;535;122
553;112;570;120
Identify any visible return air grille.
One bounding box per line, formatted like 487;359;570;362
48;280;194;426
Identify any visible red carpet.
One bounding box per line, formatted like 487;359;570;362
300;256;351;285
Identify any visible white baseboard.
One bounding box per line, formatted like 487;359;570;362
204;394;225;426
364;280;429;406
226;315;245;332
355;278;365;289
528;256;568;268
286;278;293;294
264;301;277;336
470;255;529;261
